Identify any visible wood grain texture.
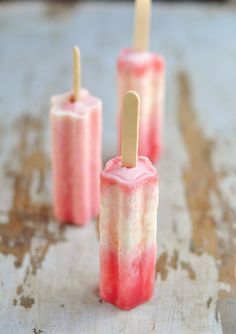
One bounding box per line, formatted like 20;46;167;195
0;2;236;333
73;46;81;101
133;0;151;51
121;91;140;168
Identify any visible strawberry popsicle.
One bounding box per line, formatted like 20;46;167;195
99;91;159;310
50;47;102;225
117;0;165;163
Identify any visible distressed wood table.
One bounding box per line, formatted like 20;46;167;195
0;2;236;333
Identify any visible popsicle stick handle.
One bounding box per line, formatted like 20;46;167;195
133;0;151;52
121;91;140;168
73;46;80;101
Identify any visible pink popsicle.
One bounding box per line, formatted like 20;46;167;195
50;90;102;225
118;48;165;163
100;91;159;310
99;156;159;310
117;0;165;163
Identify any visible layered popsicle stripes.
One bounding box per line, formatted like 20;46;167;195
118;48;165;163
100;156;159;310
50;90;102;225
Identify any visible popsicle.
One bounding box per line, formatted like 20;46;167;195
117;0;165;163
50;47;102;225
100;91;159;310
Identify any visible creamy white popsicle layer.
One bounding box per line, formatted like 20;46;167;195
50;90;102;225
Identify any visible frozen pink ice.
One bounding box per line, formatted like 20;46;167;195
50;90;102;225
99;156;159;310
118;48;165;163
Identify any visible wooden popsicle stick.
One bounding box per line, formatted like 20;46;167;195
73;46;80;101
133;0;151;52
121;91;140;168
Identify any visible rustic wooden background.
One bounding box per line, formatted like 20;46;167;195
0;2;236;333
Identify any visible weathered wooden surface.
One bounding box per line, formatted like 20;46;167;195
0;2;236;333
